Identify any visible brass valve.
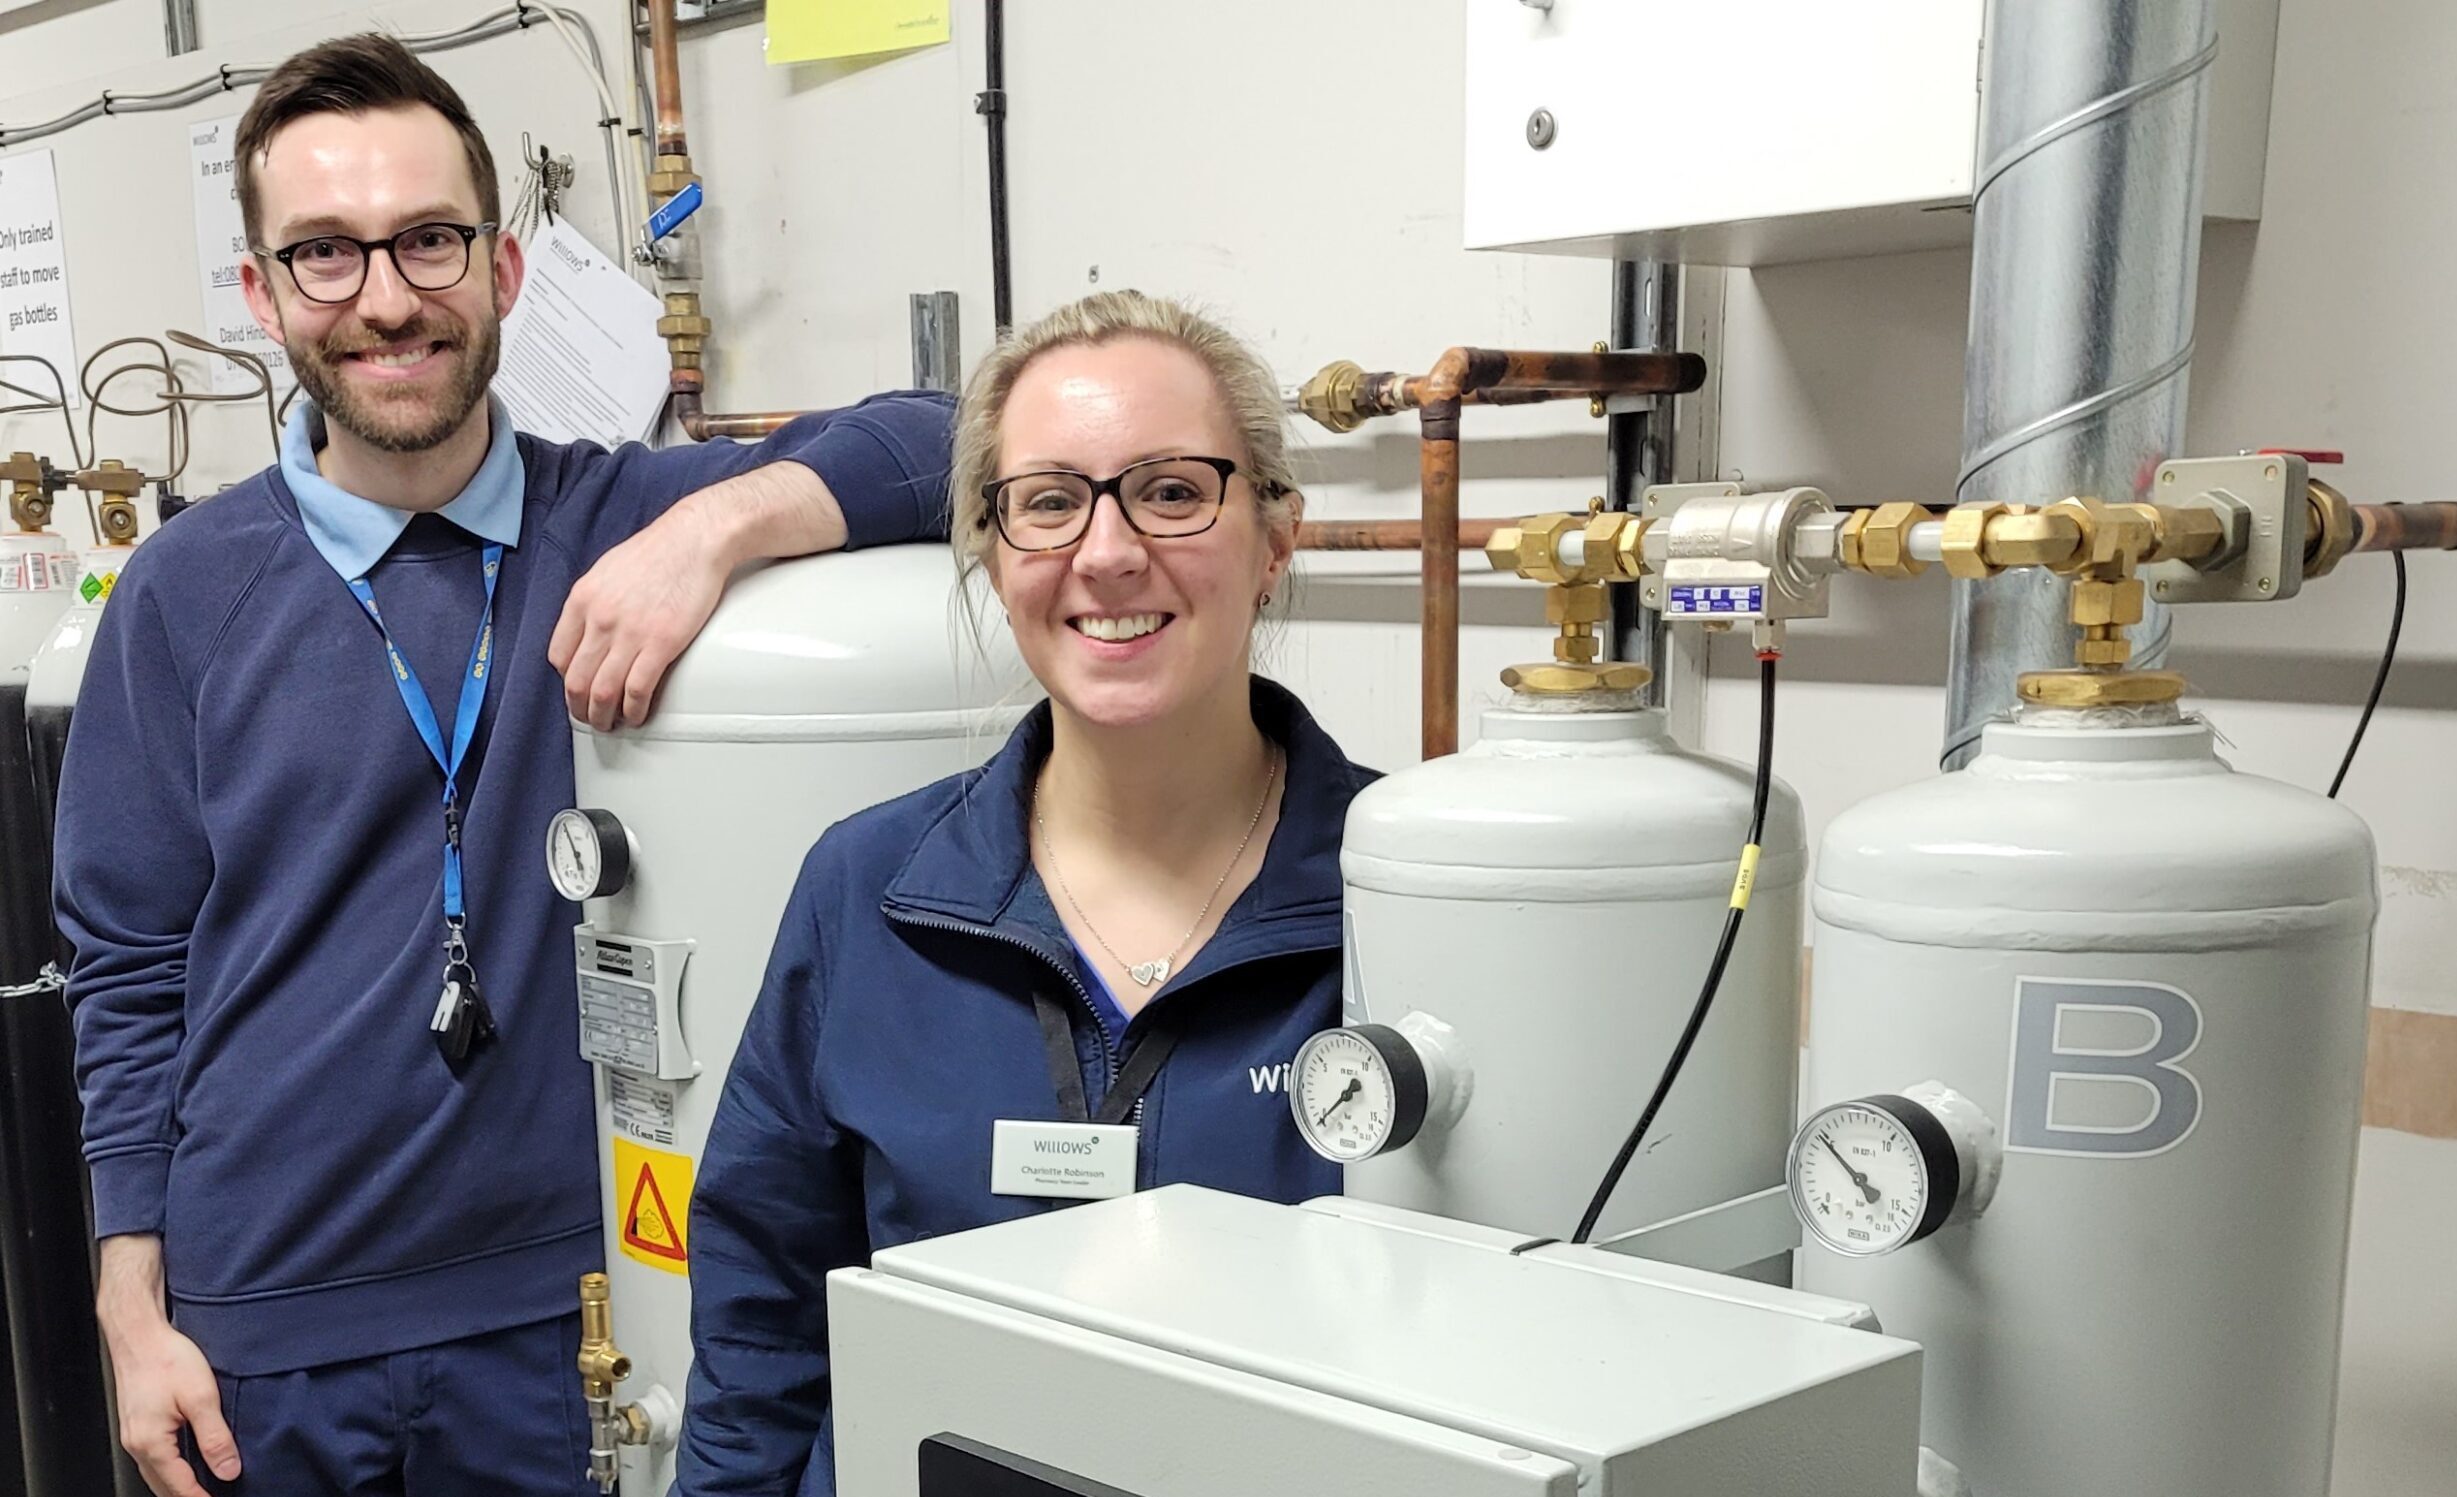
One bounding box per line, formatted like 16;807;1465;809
4;451;57;531
74;460;144;546
1486;502;1651;694
577;1273;653;1494
577;1273;632;1397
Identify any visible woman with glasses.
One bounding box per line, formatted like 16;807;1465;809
675;291;1376;1495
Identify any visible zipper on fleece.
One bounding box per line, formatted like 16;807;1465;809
880;906;1141;1139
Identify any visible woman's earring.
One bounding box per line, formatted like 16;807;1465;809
1259;591;1273;608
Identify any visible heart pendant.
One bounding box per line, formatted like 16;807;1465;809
1129;959;1170;987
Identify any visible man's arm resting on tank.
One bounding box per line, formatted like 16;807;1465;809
550;460;848;732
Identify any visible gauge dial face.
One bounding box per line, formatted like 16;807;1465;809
1790;1100;1935;1256
548;808;608;901
1291;1028;1401;1163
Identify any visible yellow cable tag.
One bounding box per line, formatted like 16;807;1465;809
1729;844;1762;911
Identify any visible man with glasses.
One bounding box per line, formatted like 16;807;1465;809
52;33;951;1497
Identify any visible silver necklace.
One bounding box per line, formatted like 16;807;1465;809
1035;747;1282;988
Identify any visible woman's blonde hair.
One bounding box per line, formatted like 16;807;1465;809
949;290;1300;589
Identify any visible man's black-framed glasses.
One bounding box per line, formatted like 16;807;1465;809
259;221;497;305
986;455;1250;552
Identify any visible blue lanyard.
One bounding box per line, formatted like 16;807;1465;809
347;543;503;928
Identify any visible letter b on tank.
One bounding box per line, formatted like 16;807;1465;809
2006;978;2204;1156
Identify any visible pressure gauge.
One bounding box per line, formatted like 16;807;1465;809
1789;1084;2000;1257
547;808;632;901
1290;1024;1430;1163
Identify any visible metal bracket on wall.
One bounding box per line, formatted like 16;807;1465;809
910;292;962;394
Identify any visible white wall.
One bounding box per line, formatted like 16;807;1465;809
3;1;2450;1489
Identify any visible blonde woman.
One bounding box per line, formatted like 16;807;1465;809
675;292;1375;1495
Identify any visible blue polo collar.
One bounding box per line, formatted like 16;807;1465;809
281;395;525;580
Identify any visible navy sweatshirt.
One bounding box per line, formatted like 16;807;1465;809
55;394;953;1376
676;680;1376;1496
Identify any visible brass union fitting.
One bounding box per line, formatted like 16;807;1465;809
2070;577;2145;630
657;291;713;354
1295;360;1370;435
1981;508;2085;571
1939;503;2010;580
1586;509;1647;582
1839;501;1931;579
2146;504;2224;564
2303;478;2355;579
1485;512;1582;585
1546;581;1609;663
646;154;701;198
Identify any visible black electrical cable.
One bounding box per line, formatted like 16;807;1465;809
1568;650;1779;1247
2327;549;2406;799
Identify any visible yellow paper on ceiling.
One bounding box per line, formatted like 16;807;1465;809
766;0;950;65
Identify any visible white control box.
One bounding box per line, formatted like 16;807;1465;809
830;1187;1921;1496
1464;0;2280;266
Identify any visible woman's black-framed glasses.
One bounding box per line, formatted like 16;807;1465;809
259;222;497;305
986;455;1250;552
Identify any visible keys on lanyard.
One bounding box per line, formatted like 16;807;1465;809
349;542;504;1073
430;805;498;1067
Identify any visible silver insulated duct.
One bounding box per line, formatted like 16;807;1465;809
1942;0;2219;767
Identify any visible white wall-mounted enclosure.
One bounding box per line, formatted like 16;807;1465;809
1464;0;2282;265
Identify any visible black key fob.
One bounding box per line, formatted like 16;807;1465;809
434;963;494;1069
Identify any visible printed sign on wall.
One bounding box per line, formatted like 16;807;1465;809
0;150;81;408
188;116;294;399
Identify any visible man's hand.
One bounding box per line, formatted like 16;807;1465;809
551;461;849;731
97;1235;238;1497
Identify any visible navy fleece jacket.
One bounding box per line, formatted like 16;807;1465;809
54;394;952;1376
675;680;1376;1496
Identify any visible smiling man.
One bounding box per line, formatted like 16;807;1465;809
50;33;951;1497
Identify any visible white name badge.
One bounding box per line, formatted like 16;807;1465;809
991;1120;1139;1200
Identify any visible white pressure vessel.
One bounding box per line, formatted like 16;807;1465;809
1800;705;2377;1497
1340;691;1805;1246
562;549;1026;1496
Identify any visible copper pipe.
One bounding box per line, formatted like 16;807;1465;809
647;0;688;157
1415;348;1707;406
1419;400;1462;760
645;0;827;440
1294;349;1705;434
670;388;797;441
2353;502;2457;552
1297;518;1501;552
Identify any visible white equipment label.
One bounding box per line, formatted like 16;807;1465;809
608;1069;680;1147
579;972;658;1073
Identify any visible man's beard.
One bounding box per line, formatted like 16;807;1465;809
285;310;500;455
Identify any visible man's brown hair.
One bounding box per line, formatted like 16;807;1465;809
233;32;499;248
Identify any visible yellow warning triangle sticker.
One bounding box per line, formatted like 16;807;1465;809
623;1163;688;1262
